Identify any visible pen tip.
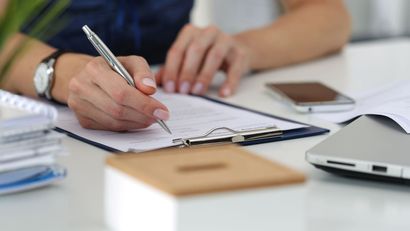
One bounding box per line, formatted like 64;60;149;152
157;120;172;135
157;120;172;134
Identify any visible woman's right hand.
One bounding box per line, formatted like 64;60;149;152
64;55;170;131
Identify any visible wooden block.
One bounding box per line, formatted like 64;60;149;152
106;145;305;196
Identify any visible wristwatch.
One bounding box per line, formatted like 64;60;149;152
33;50;65;101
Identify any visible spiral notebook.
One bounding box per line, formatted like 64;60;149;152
0;90;57;139
0;90;66;195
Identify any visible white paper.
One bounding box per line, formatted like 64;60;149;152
0;154;55;173
56;91;306;152
315;80;410;133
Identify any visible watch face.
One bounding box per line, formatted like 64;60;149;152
34;63;50;94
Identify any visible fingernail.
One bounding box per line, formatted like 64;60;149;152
142;78;157;88
164;80;175;92
153;109;170;120
222;87;232;97
179;81;190;94
192;82;203;95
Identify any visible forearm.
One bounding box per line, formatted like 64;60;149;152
234;0;350;70
0;33;55;95
0;33;92;103
0;0;7;15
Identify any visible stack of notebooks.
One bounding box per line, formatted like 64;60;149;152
0;90;66;195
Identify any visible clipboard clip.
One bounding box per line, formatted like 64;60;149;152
173;126;283;147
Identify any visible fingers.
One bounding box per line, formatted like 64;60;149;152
68;56;171;131
193;34;232;95
155;67;165;85
71;78;153;123
177;26;220;94
68;94;153;131
161;24;248;97
118;56;156;95
84;57;170;121
163;24;200;93
219;49;249;98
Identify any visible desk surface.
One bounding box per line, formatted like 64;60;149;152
1;39;410;231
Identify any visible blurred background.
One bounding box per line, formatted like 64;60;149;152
191;0;410;42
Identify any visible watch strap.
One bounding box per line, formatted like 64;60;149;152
41;49;66;63
41;50;66;104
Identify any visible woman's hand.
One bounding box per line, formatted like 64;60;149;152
66;55;170;131
157;24;251;97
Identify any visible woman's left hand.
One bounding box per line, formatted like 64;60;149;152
157;24;251;97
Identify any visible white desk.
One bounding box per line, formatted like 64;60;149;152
1;39;410;231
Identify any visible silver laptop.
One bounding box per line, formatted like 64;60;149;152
306;115;410;183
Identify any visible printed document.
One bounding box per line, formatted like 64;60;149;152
56;91;306;152
315;80;410;133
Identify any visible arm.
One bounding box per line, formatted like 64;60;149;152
158;0;350;96
0;0;7;16
235;0;351;70
0;33;85;102
0;33;169;131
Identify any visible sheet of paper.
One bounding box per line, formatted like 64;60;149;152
55;91;306;152
315;80;410;133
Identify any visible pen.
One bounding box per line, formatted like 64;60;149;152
82;25;172;134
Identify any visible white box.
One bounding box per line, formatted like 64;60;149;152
105;146;305;231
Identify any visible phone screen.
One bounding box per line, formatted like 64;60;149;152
267;82;353;104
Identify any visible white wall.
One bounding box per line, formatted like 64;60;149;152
344;0;409;40
191;0;281;34
191;0;410;41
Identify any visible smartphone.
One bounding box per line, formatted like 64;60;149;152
265;82;355;113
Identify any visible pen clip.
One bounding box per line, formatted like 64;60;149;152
173;126;282;147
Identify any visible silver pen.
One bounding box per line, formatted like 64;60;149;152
82;25;172;134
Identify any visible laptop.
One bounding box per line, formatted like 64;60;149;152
306;115;410;183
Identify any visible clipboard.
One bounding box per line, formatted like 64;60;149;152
172;126;283;147
55;96;329;152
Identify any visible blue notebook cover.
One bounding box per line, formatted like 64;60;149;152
0;165;67;195
55;96;329;152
